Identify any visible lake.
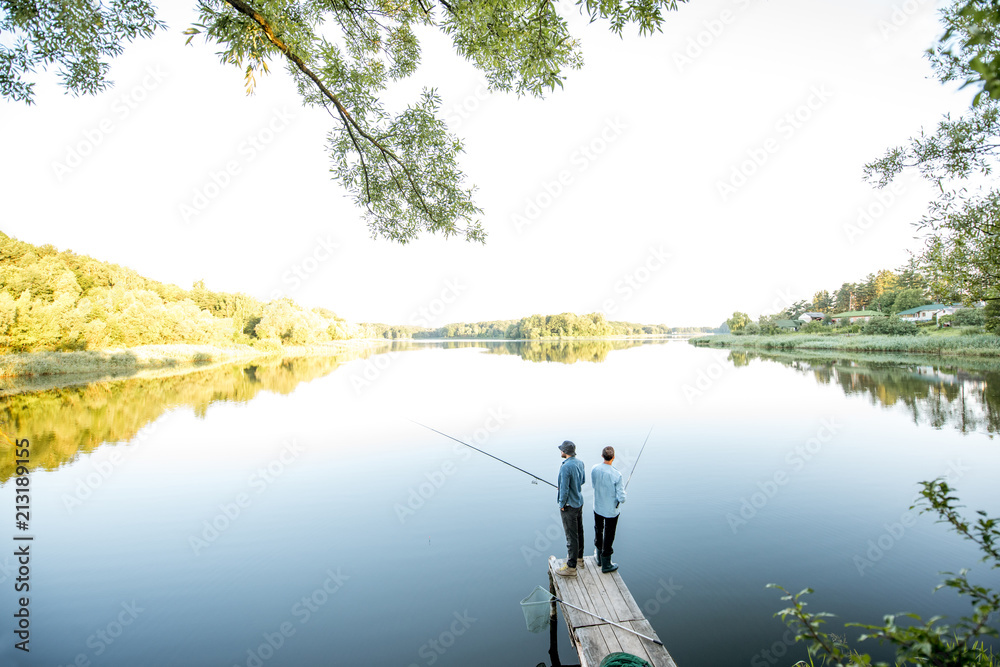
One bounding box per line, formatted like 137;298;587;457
1;339;998;667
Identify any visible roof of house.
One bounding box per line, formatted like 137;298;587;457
774;319;800;328
831;310;880;318
798;312;825;319
895;303;950;316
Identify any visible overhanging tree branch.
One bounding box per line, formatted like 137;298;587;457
221;0;439;224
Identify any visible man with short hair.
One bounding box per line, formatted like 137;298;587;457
592;445;626;573
555;440;585;577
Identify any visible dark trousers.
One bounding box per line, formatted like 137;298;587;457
560;505;584;567
594;513;619;558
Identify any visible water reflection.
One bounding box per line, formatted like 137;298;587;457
0;350;381;482
400;338;655;363
0;340;655;483
734;350;1000;435
484;338;653;363
6;339;998;487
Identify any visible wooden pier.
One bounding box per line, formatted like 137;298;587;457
547;555;678;667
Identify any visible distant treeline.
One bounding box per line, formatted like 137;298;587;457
804;260;931;315
407;313;706;339
723;261;939;332
0;231;358;354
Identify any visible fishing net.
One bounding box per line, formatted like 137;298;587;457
600;652;652;667
519;585;555;633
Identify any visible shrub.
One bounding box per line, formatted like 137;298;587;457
861;315;919;336
954;307;987;326
800;321;826;334
758;321;785;335
982;299;1000;334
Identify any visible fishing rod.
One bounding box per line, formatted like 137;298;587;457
625;426;653;490
411;420;557;489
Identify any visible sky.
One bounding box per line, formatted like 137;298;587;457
0;0;973;328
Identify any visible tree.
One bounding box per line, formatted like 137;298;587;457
2;0;684;244
726;311;750;333
866;0;1000;303
936;0;1000;104
873;269;899;299
811;290;833;313
897;256;928;291
892;287;930;314
777;299;810;321
854;273;878;311
834;283;853;313
873;290;897;313
0;1;165;102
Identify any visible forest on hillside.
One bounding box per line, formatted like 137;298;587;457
0;232;705;353
0;231;360;353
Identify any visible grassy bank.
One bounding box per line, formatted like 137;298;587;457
690;332;1000;357
0;340;392;379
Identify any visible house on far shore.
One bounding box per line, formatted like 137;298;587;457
798;312;825;322
830;310;880;324
775;319;801;331
896;303;960;322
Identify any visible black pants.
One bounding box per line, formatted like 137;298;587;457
594;513;619;558
560;505;584;567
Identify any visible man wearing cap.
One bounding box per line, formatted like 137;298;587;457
555;440;585;577
592;445;626;573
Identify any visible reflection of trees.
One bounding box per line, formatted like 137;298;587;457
0;350;378;483
384;338;657;363
739;351;1000;435
728;351;750;368
482;339;651;364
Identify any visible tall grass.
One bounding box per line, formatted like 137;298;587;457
690;333;1000;357
0;340;390;378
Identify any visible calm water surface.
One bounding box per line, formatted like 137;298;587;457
1;340;998;667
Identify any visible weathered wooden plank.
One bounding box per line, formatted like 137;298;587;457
575;626;612;667
549;555;598;629
547;553;677;667
597;622;625;655
593;560;640;622
579;558;618;623
609;568;645;619
612;621;659;663
583;561;618;620
629;619;679;667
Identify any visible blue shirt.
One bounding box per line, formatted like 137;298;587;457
591;462;626;518
557;456;585;509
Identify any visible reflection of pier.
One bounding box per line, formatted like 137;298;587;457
546;555;678;667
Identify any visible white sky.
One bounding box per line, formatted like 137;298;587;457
0;0;970;328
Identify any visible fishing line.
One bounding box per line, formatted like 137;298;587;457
411;419;557;489
625;426;653;490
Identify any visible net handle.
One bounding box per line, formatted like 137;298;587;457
545;591;663;646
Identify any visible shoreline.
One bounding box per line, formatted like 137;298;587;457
689;333;1000;358
0;340;393;394
0;336;694;394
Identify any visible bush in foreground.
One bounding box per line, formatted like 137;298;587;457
771;479;999;667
